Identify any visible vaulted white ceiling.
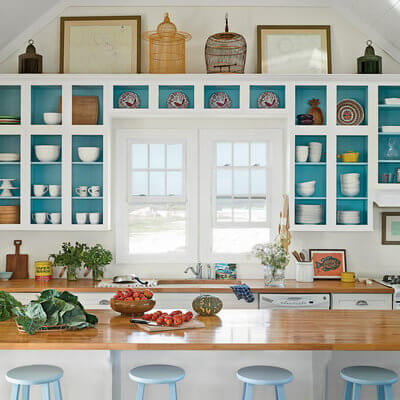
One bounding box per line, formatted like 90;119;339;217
0;0;399;64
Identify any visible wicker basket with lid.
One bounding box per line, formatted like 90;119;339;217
144;13;191;73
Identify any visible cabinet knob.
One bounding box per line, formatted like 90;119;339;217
99;299;110;305
356;300;368;306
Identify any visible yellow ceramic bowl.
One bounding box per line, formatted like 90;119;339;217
341;272;355;283
338;152;359;163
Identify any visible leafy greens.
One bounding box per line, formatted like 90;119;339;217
0;291;21;322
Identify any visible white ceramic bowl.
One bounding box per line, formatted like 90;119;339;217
78;147;100;162
43;112;62;125
341;188;360;196
34;145;60;162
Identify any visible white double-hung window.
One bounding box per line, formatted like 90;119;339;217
116;129;282;263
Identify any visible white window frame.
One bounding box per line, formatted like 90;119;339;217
115;129;198;264
198;129;283;263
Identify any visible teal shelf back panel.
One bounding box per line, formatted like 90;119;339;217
378;86;400;104
0;198;19;206
72;85;103;124
72;164;103;188
249;85;285;109
0;134;20;153
31;199;61;223
158;85;194;109
378;162;400;183
378;134;400;161
72;135;103;162
337;85;368;125
72;199;103;224
31;85;61;125
31;135;62;162
295;135;326;162
31;164;62;185
204;85;240;109
113;86;149;109
337;135;368;162
336;199;368;225
0;86;21;120
336;164;368;197
295;85;327;125
295;164;326;197
295;198;326;225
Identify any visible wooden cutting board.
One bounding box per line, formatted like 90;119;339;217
6;240;28;279
134;319;205;332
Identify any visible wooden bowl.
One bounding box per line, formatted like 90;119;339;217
110;298;155;317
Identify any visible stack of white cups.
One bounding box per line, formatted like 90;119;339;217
340;173;360;196
295;142;322;163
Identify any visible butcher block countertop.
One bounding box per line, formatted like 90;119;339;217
0;279;392;294
1;309;400;350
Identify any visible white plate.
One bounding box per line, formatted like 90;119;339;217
384;98;400;105
0;153;19;162
381;126;400;132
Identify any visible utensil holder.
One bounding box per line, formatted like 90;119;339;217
295;262;314;283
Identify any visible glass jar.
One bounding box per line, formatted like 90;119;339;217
264;264;285;287
92;268;104;282
66;268;78;281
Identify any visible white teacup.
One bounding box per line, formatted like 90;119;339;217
49;185;61;197
89;212;100;225
32;212;47;224
76;212;87;224
47;213;61;224
88;186;101;197
75;186;88;197
33;185;48;197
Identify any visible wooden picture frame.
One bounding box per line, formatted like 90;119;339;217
60;16;141;73
382;212;400;245
257;25;332;74
309;249;347;279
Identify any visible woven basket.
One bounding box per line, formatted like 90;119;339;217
0;205;20;224
16;322;68;334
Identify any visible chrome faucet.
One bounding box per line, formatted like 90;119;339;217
184;263;203;279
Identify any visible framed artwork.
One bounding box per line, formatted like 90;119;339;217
382;212;400;244
309;249;347;279
257;25;332;74
60;16;141;73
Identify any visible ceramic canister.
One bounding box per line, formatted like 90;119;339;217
35;260;52;282
295;262;314;283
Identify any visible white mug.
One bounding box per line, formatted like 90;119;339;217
33;185;48;197
75;186;88;197
88;186;101;197
295;146;309;163
76;212;87;224
49;185;61;197
32;212;47;224
89;212;100;225
47;212;61;224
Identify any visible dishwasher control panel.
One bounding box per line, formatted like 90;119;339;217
259;293;330;309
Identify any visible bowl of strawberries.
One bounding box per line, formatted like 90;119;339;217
110;288;155;317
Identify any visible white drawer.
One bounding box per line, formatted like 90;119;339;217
9;293;38;304
71;292;115;309
331;293;392;310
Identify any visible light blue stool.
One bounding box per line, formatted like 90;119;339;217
129;364;185;400
6;364;63;400
340;365;399;400
237;365;293;400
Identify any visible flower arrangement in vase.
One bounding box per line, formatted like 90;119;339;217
82;244;113;281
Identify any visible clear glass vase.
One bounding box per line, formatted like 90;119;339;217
264;264;285;287
66;268;78;281
92;268;104;282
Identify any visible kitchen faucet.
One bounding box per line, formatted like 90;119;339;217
184;263;213;279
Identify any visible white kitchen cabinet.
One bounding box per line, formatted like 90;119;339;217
331;293;392;310
9;292;38;304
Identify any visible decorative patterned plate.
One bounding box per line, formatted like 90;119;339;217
118;91;140;109
257;91;279;108
209;92;232;109
167;92;189;109
337;99;364;125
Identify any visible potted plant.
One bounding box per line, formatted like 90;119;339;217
252;241;290;287
82;244;112;281
50;242;87;281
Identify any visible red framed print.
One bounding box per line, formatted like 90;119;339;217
309;249;347;279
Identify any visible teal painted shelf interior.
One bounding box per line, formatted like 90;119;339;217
204;85;240;109
72;85;103;125
31;85;62;125
0;135;20;202
0;86;20;122
72;135;103;224
295;85;327;125
159;86;194;109
249;85;285;109
113;85;149;109
337;135;368;162
337;85;368;125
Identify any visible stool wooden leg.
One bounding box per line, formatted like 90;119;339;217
351;384;361;400
275;384;286;400
384;384;394;400
344;382;353;400
136;383;145;400
53;380;62;400
41;384;50;400
21;386;30;400
377;385;385;400
10;384;20;400
169;384;177;400
244;383;253;400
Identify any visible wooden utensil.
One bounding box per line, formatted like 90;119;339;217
292;251;302;262
6;240;28;279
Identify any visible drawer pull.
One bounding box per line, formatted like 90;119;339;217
356;300;368;306
99;299;110;305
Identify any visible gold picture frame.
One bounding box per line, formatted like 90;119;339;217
257;25;331;74
60;16;141;73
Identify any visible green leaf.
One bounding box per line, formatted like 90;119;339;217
37;289;60;303
16;316;46;335
0;291;22;322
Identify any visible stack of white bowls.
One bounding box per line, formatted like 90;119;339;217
340;173;360;196
308;142;322;163
337;210;360;225
296;204;322;224
296;180;316;197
